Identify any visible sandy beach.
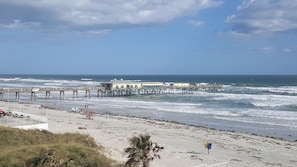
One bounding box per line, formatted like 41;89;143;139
0;101;296;167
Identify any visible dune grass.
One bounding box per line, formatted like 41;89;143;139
0;126;124;167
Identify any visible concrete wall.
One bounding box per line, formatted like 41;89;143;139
14;123;48;131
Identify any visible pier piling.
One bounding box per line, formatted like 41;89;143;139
73;90;78;98
46;91;51;99
85;90;90;98
15;92;20;101
31;92;36;100
60;91;64;99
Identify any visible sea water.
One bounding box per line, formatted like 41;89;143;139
0;75;296;141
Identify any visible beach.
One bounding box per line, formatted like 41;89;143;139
1;101;296;167
1;75;297;142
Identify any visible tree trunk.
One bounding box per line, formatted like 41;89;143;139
143;160;150;167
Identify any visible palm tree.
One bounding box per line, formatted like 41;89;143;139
124;134;164;167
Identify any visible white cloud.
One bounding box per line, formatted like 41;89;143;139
0;20;40;29
188;20;204;27
226;0;297;36
0;0;222;37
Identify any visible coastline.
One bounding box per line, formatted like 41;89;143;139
0;101;296;167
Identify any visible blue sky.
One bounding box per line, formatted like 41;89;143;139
0;0;296;75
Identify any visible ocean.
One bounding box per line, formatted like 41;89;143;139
0;75;297;141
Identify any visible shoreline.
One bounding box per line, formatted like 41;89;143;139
102;112;297;142
38;99;297;143
1;101;297;167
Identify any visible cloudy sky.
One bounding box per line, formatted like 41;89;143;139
0;0;296;75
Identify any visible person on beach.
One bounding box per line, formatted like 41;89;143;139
86;110;94;120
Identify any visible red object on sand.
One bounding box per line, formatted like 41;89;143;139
0;110;6;116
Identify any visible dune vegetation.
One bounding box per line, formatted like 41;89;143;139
0;126;124;167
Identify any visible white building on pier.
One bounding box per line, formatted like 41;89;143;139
100;80;164;90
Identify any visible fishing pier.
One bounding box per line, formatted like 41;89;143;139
0;87;104;101
0;80;223;101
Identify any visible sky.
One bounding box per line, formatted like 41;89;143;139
0;0;296;75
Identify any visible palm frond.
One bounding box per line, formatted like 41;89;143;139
124;133;164;167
